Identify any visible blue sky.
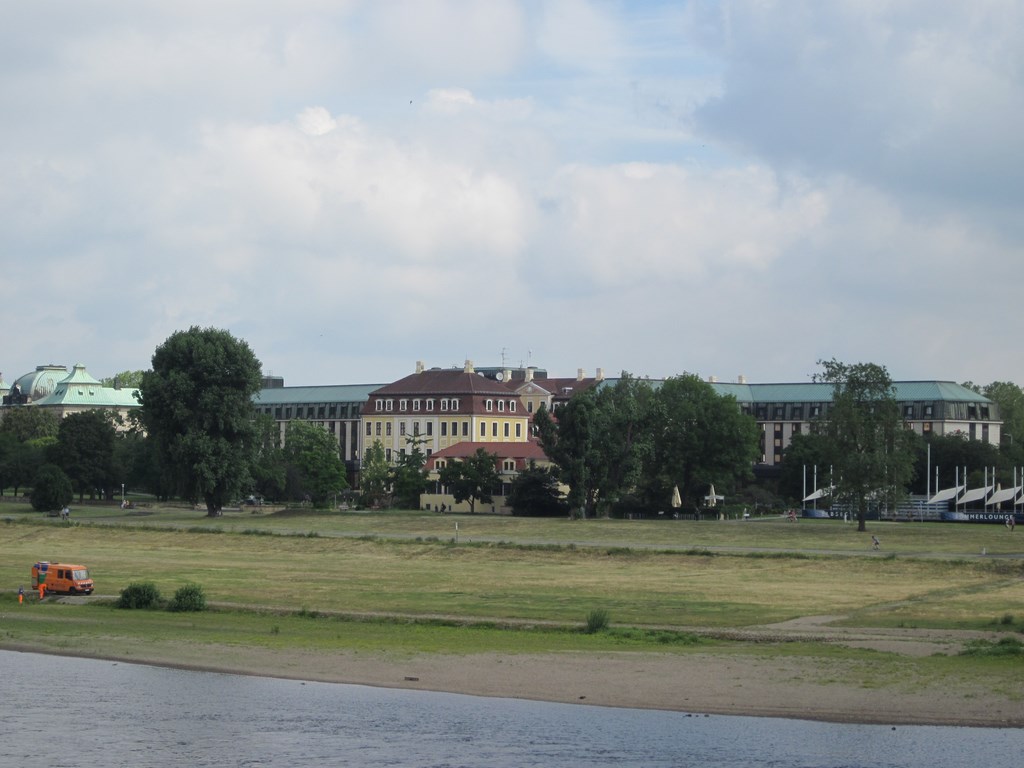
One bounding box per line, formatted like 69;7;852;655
2;1;1021;388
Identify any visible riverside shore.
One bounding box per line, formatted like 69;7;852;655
7;640;1022;728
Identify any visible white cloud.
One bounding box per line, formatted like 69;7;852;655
1;1;1022;389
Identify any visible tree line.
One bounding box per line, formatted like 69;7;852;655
4;329;1021;523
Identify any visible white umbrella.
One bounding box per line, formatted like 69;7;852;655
704;484;723;507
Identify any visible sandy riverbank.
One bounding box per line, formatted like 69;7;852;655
7;640;1021;728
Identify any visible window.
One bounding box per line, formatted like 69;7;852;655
810;405;821;417
922;422;932;433
413;400;421;411
376;400;382;412
441;422;448;436
426;422;433;436
773;406;784;419
400;422;406;436
441;399;448;411
386;422;393;436
510;401;516;412
385;400;393;412
791;405;803;420
399;399;407;411
527;401;533;413
503;460;515;472
413;422;420;436
486;399;493;412
427;399;434;411
503;423;510;437
386;448;392;462
498;400;505;412
462;422;469;437
375;422;381;436
451;399;459;410
924;405;934;417
480;422;486;437
365;422;372;436
492;422;498;437
451;421;458;436
904;405;915;418
515;423;522;438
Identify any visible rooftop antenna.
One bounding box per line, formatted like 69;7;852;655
501;347;507;368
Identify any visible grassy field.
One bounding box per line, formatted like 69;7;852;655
4;499;1023;555
2;505;1022;632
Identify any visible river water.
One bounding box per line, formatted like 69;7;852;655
1;650;1020;767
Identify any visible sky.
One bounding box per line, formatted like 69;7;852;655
2;1;1021;388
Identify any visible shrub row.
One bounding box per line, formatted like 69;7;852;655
116;582;207;612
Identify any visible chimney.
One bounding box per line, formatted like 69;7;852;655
464;359;475;374
596;368;604;381
415;360;425;374
503;369;511;382
738;374;747;384
577;368;585;381
525;368;534;382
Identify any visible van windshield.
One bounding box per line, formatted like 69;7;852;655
72;569;90;580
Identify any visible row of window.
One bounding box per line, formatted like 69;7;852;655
260;404;361;420
372;397;522;414
375;398;461;412
364;419;525;440
747;402;992;422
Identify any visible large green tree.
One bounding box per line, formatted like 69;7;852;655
438;448;501;513
813;359;917;531
30;463;73;512
534;376;649;518
360;441;390;508
100;370;146;390
0;407;60;442
51;410;117;502
250;414;286;503
283;420;348;507
391;437;430;510
643;375;760;510
534;394;599;517
507;463;567;517
139;326;263;516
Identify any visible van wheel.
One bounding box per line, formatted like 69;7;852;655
68;587;76;595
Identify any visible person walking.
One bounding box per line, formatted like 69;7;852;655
18;585;24;605
871;535;880;551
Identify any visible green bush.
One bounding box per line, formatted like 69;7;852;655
116;582;162;609
585;608;610;634
30;464;73;513
169;583;207;612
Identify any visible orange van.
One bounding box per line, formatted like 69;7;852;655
32;561;94;595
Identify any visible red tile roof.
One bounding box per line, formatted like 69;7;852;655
371;370;518;397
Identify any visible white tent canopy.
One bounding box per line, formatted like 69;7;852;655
986;486;1021;506
928;485;965;504
958;486;992;505
803;488;830;502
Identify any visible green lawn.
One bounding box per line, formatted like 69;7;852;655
2;513;1022;631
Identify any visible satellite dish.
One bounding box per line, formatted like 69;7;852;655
495;372;504;381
